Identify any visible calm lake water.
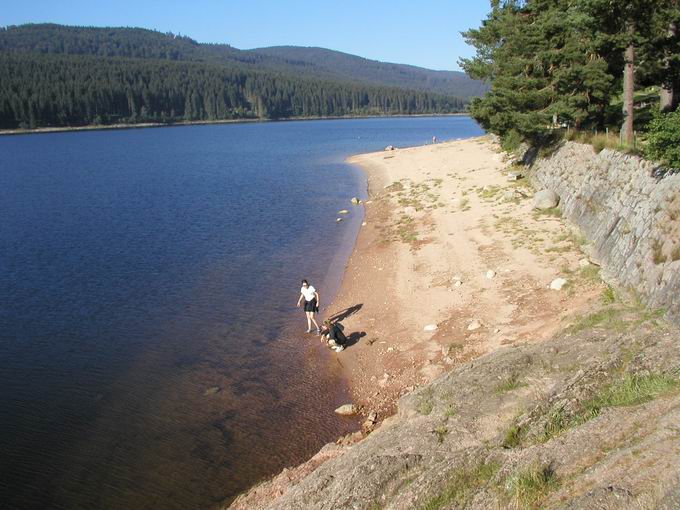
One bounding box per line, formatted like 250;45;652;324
0;116;483;509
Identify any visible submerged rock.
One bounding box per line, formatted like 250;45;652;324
338;209;349;215
334;404;358;416
350;197;361;205
203;386;221;396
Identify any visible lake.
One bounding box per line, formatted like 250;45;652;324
0;116;483;509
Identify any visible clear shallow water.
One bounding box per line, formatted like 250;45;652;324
0;116;483;509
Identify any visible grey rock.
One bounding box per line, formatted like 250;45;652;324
533;189;560;209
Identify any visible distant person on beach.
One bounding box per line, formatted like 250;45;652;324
432;135;437;144
321;319;347;352
297;279;321;333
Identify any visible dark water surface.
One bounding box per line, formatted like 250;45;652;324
0;117;483;509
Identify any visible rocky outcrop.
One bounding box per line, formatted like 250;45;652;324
228;313;680;509
527;142;680;321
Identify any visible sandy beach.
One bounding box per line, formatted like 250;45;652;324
329;135;602;418
228;135;609;508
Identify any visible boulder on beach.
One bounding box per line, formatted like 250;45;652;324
533;189;560;210
486;270;496;279
550;277;568;290
384;145;396;151
423;324;438;332
335;404;358;416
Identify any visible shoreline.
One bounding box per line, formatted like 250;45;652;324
227;135;611;508
0;112;469;137
227;135;607;508
322;134;604;423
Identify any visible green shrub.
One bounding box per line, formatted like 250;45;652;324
501;129;523;153
644;110;680;169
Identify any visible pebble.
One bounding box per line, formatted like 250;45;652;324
550;277;568;290
468;320;482;331
423;324;438;331
486;270;496;279
334;404;358;416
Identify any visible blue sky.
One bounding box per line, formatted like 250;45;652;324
1;1;491;71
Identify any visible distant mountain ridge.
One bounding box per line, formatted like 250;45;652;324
0;24;486;99
0;24;483;129
251;46;488;99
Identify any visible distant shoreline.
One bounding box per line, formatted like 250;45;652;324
0;113;470;137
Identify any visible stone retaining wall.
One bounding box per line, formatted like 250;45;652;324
528;142;680;321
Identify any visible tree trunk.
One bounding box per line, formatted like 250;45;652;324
622;24;635;145
660;21;678;112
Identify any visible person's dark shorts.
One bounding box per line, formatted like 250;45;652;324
304;298;318;312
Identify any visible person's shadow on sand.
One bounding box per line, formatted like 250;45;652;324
329;303;363;323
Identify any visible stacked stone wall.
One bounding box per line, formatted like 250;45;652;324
528;142;680;321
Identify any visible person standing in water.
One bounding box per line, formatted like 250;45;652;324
296;279;321;333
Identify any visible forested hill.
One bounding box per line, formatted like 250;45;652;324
0;24;482;130
251;46;489;99
0;24;486;99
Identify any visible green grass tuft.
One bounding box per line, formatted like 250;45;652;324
539;373;679;443
494;373;526;394
502;424;526;448
422;461;499;510
533;207;562;218
579;264;601;282
434;426;449;444
586;373;679;410
567;307;627;333
505;464;559;509
601;286;616;304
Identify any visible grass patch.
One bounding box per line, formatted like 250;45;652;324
444;405;457;418
422;461;499;510
495;373;526;394
505;464;559;509
672;245;680;262
385;181;404;192
476;185;501;201
533;207;562;218
578;264;601;282
539;373;679;443
501;424;527;448
567;307;626;333
460;198;470;211
568;303;665;334
418;388;434;415
652;239;667;264
602;286;616;304
587;373;679;409
434;426;449;444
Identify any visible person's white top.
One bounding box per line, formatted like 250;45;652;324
301;285;316;301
